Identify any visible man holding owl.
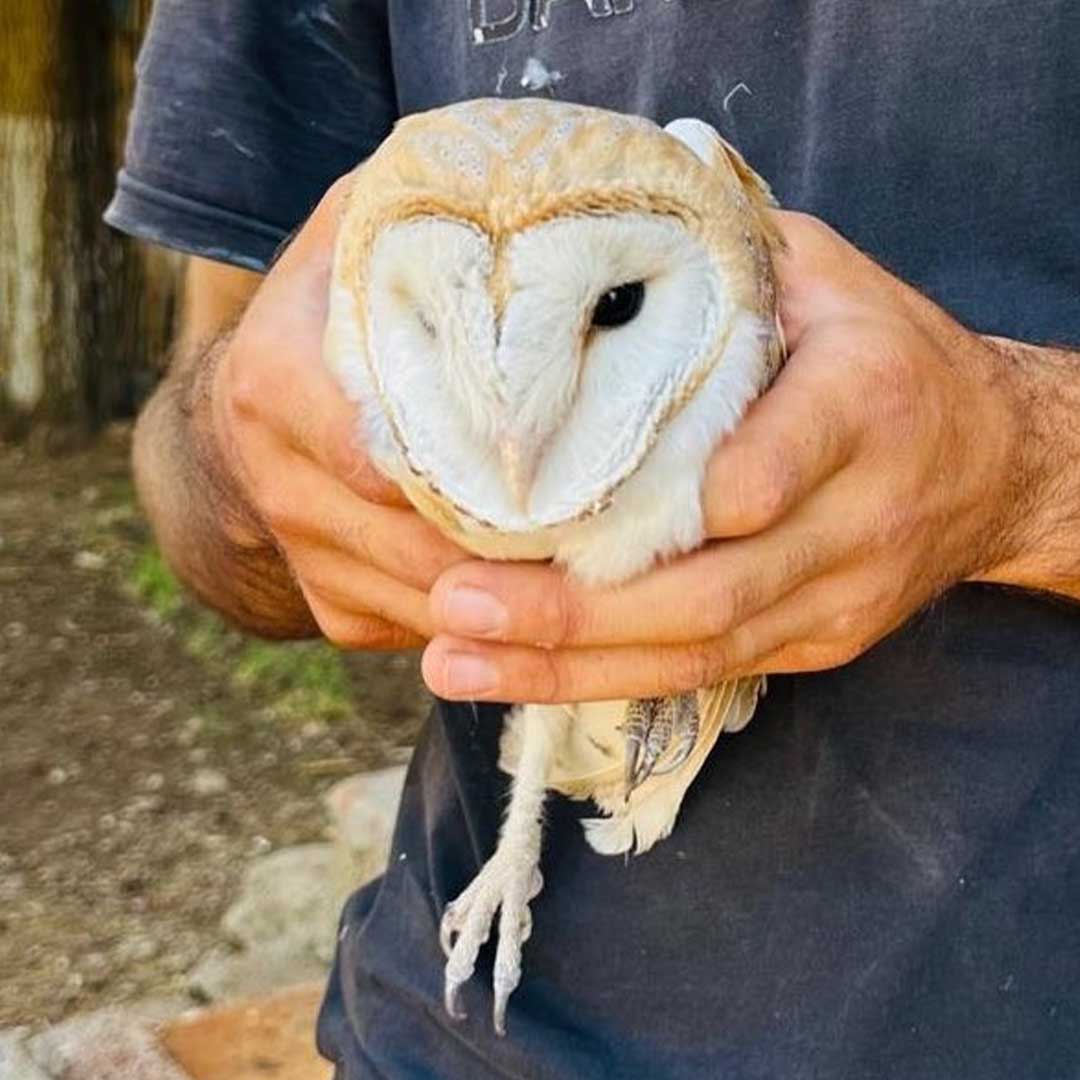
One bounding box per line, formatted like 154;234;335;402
108;1;1080;1076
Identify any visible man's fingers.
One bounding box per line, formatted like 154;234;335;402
302;589;427;651
422;569;894;703
703;346;854;538
318;499;469;591
421;634;700;703
700;210;874;539
223;177;409;510
289;549;434;639
765;209;858;351
230;354;409;507
421;627;762;704
268;172;353;275
430;494;854;650
711;569;894;676
247;448;467;590
240;173;353;353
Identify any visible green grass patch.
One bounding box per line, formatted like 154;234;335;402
130;547;183;619
127;543;354;726
233;640;353;724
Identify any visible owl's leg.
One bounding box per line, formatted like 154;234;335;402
440;703;571;1036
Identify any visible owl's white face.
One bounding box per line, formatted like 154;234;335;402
353;210;733;532
325;104;779;561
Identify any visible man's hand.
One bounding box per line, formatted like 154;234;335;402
134;177;468;644
421;211;1075;703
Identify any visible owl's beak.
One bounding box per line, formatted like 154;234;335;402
499;437;536;515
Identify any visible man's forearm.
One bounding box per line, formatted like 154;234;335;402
132;334;320;639
978;337;1080;602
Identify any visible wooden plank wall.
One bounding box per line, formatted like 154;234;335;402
0;0;181;447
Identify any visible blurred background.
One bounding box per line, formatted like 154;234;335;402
1;1;426;1062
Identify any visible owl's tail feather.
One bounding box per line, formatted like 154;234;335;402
579;786;680;856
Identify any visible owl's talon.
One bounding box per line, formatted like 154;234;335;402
493;981;512;1036
652;693;700;776
444;978;467;1022
623;696;677;795
623;734;644;797
439;901;460;958
440;854;544;1036
630;758;649;791
651;733;693;776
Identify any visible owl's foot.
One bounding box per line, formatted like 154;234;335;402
653;691;700;776
622;692;700;796
440;855;544;1036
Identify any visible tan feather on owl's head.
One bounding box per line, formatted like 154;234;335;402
325;99;782;568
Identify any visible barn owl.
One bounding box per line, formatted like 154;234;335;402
324;98;784;1035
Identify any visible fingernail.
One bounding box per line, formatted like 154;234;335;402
443;586;508;636
444;651;499;697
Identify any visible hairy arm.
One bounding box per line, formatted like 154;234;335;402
976;337;1080;599
132;181;467;644
133;256;320;637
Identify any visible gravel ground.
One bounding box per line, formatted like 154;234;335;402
0;429;430;1026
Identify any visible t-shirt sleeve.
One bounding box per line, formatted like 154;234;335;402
104;0;397;270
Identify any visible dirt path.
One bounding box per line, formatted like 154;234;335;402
0;429;429;1026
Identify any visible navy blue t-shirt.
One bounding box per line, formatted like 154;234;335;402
108;3;1080;1077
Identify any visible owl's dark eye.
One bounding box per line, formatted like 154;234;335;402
591;281;645;329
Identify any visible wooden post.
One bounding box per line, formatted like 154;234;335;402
0;0;179;447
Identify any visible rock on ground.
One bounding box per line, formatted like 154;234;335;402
324;764;408;914
187;941;331;1005
0;1028;51;1080
219;844;341;960
185;765;409;1002
161;983;331;1080
25;1007;191;1080
186;844;337;1002
0;437;428;1029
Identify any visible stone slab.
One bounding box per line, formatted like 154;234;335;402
160;983;331;1080
187;941;330;1004
0;1028;52;1080
26;1009;191;1080
219;844;339;959
324;765;406;908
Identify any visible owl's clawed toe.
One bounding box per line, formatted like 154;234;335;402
622;692;701;797
652;692;701;777
440;855;544;1036
444;971;468;1022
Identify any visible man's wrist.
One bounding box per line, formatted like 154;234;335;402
184;330;272;554
133;334;320;638
970;336;1080;602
